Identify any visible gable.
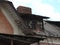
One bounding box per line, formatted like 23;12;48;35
0;9;13;34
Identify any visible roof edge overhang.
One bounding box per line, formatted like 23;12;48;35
19;13;49;19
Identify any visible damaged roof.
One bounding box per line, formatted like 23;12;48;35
0;0;46;42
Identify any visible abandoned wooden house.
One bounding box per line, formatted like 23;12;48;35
0;0;60;45
0;0;48;45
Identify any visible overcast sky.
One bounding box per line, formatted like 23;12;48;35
8;0;60;21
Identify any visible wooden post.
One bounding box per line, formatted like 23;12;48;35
11;39;13;45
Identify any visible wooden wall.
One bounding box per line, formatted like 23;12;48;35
0;10;13;34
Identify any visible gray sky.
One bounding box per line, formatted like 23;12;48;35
8;0;60;21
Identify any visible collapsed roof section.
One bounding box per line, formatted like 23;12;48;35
17;3;49;36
